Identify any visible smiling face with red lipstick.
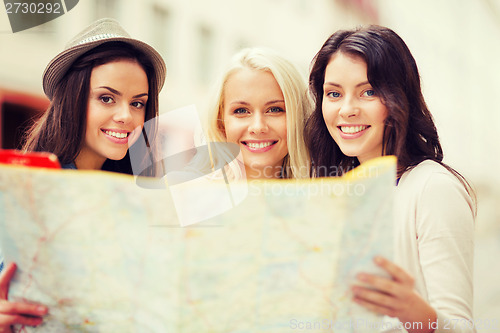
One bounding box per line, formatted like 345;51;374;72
322;52;387;164
75;59;148;170
222;67;288;179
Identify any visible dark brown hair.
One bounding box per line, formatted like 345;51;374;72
305;25;474;198
23;42;160;175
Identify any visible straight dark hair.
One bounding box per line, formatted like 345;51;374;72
23;42;160;176
305;25;475;201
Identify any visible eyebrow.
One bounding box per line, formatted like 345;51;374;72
229;101;250;106
265;99;285;106
324;81;370;88
229;99;285;106
97;86;148;98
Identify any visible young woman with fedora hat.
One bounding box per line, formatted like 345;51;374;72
0;18;166;330
24;17;166;174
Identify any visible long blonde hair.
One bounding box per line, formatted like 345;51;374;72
202;48;311;179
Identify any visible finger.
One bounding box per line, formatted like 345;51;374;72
357;273;401;297
0;313;44;327
352;286;396;310
374;256;413;285
0;301;48;317
0;263;17;299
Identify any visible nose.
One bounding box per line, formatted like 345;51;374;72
113;102;133;123
248;113;268;134
338;95;359;118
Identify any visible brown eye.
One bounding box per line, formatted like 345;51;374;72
131;101;145;109
100;96;114;104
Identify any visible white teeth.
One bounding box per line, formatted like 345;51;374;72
246;142;274;149
340;126;368;134
104;130;128;139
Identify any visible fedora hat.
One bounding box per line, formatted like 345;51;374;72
43;18;166;100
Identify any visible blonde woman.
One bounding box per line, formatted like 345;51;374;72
200;48;310;180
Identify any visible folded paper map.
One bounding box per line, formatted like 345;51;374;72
0;156;396;332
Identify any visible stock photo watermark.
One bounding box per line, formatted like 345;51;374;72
129;105;249;227
289;317;499;331
249;179;367;198
128;104;384;226
3;0;79;32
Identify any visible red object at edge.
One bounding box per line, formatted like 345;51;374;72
0;150;61;169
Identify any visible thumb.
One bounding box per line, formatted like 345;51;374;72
0;263;17;300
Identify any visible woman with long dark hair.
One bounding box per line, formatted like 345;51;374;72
23;19;165;175
305;25;475;332
0;18;166;330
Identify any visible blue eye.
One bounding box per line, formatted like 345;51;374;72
363;89;376;97
268;106;285;113
327;91;341;98
233;108;249;115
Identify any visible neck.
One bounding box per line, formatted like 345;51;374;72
74;150;106;170
244;165;283;180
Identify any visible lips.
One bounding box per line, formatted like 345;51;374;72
339;125;369;134
101;129;131;144
337;125;370;139
102;129;129;138
242;140;278;152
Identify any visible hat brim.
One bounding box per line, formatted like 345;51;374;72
43;37;166;100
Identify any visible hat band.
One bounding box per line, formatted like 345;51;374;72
77;33;125;45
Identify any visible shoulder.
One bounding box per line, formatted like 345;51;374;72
397;159;475;217
397;160;475;232
399;160;451;183
398;160;467;199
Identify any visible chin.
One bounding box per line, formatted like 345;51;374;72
338;147;360;158
105;151;129;161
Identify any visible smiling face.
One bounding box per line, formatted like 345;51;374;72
322;52;388;164
75;59;149;170
222;68;288;179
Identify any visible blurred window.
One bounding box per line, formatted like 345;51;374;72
197;25;214;84
151;4;170;60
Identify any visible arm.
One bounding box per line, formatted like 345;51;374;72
414;171;475;333
0;263;48;332
352;169;475;333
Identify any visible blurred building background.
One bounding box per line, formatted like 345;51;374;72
1;0;499;328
